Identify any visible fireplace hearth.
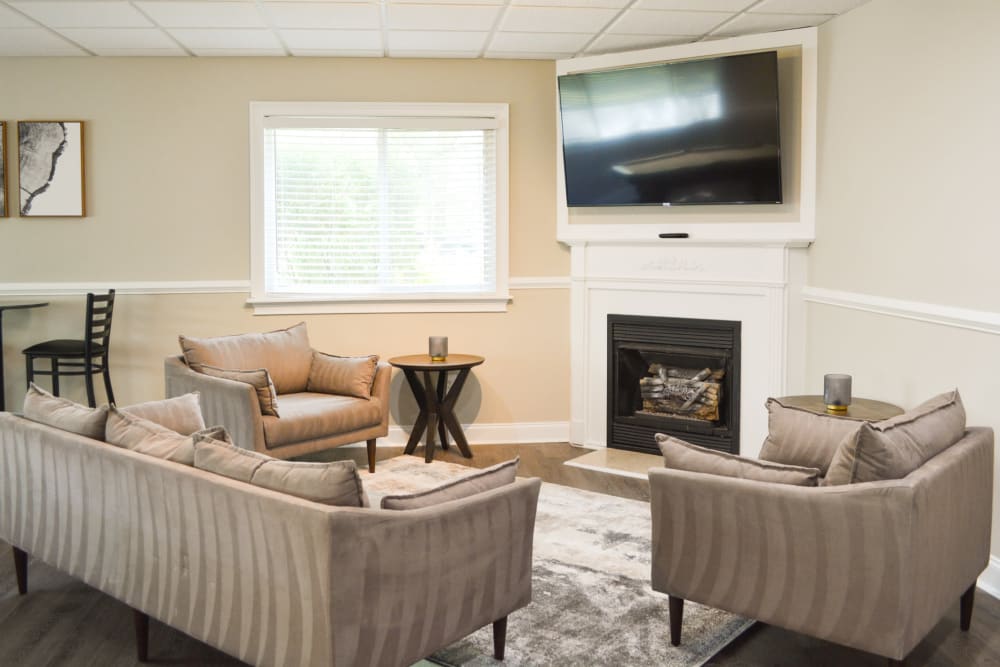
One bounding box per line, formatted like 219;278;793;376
608;314;741;455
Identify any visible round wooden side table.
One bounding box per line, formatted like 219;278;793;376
388;354;484;463
777;395;904;420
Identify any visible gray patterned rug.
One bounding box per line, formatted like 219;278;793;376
387;466;751;666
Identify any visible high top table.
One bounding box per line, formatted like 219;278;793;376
0;302;49;411
388;353;484;463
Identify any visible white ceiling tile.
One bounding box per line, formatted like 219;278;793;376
95;47;188;55
754;0;869;14
291;48;383;56
489;31;589;52
388;30;487;51
388;5;500;31
711;11;831;36
0;4;43;28
281;28;381;49
167;28;282;49
55;28;177;50
509;0;629;8
484;49;571;59
585;32;690;54
634;0;752;9
189;47;287;56
134;1;267;28
500;7;619;33
391;0;502;5
262;3;381;30
10;1;154;28
389;49;481;57
0;28;89;54
609;9;729;35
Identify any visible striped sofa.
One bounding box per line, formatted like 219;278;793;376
0;411;541;666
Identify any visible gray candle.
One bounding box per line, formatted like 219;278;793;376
429;336;448;361
824;374;852;412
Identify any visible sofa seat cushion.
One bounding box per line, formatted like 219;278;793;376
262;392;381;448
178;322;313;394
657;433;821;486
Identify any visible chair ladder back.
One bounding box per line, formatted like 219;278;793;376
85;290;115;356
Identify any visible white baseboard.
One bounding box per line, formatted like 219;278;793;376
978;555;1000;600
342;421;569;448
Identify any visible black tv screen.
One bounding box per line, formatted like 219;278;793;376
558;51;782;207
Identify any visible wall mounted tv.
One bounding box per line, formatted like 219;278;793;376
558;50;782;207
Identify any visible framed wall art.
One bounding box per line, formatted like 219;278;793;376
18;121;85;217
0;122;7;218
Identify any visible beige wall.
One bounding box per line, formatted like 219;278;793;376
0;57;570;426
810;0;1000;556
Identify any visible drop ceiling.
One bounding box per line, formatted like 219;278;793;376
0;0;869;59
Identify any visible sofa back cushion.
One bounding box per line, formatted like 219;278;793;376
307;352;379;399
194;436;366;507
106;407;228;465
758;397;866;475
658;433;821;486
824;390;966;486
120;393;206;435
22;383;108;440
380;458;519;509
179;322;312;394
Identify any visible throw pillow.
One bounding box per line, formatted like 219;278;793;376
758;397;866;475
197;365;280;417
178;322;313;394
823;389;966;486
120;392;206;435
193;436;366;507
22;383;109;440
106;406;228;465
307;352;379;400
380;458;519;510
657;433;821;486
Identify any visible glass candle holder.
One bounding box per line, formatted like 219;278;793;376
429;336;448;361
824;374;852;413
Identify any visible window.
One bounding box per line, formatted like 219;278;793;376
249;102;509;314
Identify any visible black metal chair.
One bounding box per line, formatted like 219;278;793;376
23;290;116;408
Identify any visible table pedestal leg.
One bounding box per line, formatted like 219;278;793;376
440;369;473;458
437;371;449;450
402;370;427;455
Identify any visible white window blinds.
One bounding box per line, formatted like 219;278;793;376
262;118;498;298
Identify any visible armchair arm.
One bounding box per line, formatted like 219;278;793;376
369;361;392;428
164;356;266;452
325;477;542;666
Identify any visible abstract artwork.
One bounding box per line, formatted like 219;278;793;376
0;122;7;217
18;121;85;217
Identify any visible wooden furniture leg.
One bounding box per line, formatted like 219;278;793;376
436;370;449;450
366;439;377;473
421;370;439;463
12;546;28;595
668;595;684;646
402;369;428;455
493;616;507;660
961;584;976;632
440;368;473;458
133;609;149;662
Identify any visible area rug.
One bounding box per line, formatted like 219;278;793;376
363;457;752;667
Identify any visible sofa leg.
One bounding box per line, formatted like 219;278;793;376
12;547;27;595
134;609;149;662
668;595;684;646
961;584;976;631
492;616;507;661
366;439;377;473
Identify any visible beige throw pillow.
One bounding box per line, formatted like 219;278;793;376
198;365;280;417
823;390;966;486
380;458;519;510
307;352;379;400
193;436;366;507
178;322;313;394
657;433;821;486
120;393;206;435
758;398;866;475
105;407;228;465
22;383;109;440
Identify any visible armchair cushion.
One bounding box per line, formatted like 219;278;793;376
105;406;227;465
307;351;379;399
120;392;206;435
23;383;109;440
758;397;865;474
198;365;280;417
193;435;366;507
380;458;519;510
178;322;313;394
262;392;382;448
657;433;821;486
824;389;966;485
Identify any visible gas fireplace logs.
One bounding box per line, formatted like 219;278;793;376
639;365;723;422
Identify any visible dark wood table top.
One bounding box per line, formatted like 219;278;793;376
777;395;904;420
388;354;485;371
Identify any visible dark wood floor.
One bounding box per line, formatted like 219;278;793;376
2;442;999;666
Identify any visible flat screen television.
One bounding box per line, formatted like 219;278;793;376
558;51;782;207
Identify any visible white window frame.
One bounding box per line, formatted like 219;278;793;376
248;101;510;315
